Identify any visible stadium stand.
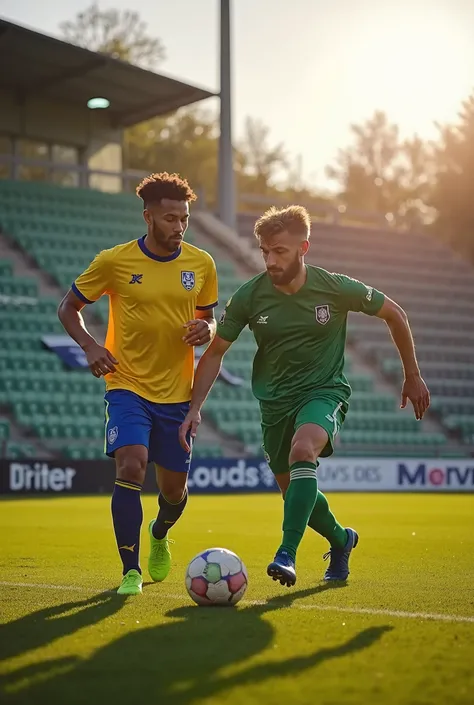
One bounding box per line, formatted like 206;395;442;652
0;182;472;460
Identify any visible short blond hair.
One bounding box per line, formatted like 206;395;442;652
254;205;311;240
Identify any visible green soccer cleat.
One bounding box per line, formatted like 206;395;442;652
148;519;173;582
117;569;143;595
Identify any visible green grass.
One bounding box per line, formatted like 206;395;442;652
1;493;473;705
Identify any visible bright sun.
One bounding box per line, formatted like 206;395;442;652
344;6;473;137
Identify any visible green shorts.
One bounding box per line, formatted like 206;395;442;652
261;397;348;475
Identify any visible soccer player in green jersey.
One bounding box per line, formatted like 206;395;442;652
179;206;430;587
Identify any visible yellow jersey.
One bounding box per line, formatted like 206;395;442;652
72;236;218;403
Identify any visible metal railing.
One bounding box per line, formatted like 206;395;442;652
0;154;147;193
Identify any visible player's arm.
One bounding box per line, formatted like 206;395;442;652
182;307;216;347
179;285;249;451
376;296;430;420
179;335;233;451
183;253;218;346
337;273;430;420
57;251;118;378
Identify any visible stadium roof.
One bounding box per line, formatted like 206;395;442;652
0;19;215;127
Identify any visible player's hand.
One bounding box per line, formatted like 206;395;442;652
182;319;211;346
179;408;201;452
83;342;118;378
401;373;430;420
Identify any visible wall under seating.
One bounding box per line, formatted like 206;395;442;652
1;457;473;495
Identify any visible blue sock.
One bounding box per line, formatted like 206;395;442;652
152;489;188;539
111;480;143;575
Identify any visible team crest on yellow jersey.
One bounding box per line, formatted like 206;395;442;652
181;271;195;291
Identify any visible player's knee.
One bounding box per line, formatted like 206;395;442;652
161;477;188;504
289;439;320;465
116;454;147;486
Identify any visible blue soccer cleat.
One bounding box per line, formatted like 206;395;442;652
323;527;359;581
267;549;296;587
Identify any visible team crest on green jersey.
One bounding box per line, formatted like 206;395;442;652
315;304;330;325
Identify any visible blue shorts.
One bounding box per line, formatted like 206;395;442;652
104;389;192;472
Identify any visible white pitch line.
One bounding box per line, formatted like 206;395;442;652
241;600;474;624
1;581;473;624
297;603;474;624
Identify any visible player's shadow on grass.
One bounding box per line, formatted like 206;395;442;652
0;589;126;664
1;583;393;705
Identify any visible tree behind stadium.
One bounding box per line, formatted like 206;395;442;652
430;93;474;262
326;110;435;228
59;1;165;70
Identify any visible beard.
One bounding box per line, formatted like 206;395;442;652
151;221;182;253
267;253;301;285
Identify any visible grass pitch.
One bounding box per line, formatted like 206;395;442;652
0;493;473;705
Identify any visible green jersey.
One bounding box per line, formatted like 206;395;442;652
216;265;385;425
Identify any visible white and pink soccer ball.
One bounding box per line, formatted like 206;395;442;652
185;547;248;606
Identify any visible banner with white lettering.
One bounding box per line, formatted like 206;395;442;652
0;458;278;495
0;457;473;494
316;458;474;492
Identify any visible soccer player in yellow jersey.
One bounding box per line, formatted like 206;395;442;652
58;173;218;595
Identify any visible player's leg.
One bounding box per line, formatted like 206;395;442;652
296;398;358;580
153;464;189;537
267;422;326;586
272;474;348;556
147;402;192;582
105;390;152;595
318;495;358;581
308;490;348;551
113;445;147;595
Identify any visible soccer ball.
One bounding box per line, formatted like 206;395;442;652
185;547;248;606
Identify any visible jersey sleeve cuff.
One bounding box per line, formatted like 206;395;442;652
71;282;95;305
196;301;218;311
369;291;385;316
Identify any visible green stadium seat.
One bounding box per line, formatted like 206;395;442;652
339;430;446;446
430;397;474;415
444;415;474;440
349;392;395;412
346;375;374;393
0;259;13;277
0;418;11;440
192;444;224;459
0;275;38;297
344;412;419;432
61;444;105;460
4;441;37;459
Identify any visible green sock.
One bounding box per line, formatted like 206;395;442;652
307;490;348;549
279;461;318;561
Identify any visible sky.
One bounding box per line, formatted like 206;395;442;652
1;0;473;190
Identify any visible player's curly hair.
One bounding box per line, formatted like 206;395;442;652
254;205;311;240
136;172;197;207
